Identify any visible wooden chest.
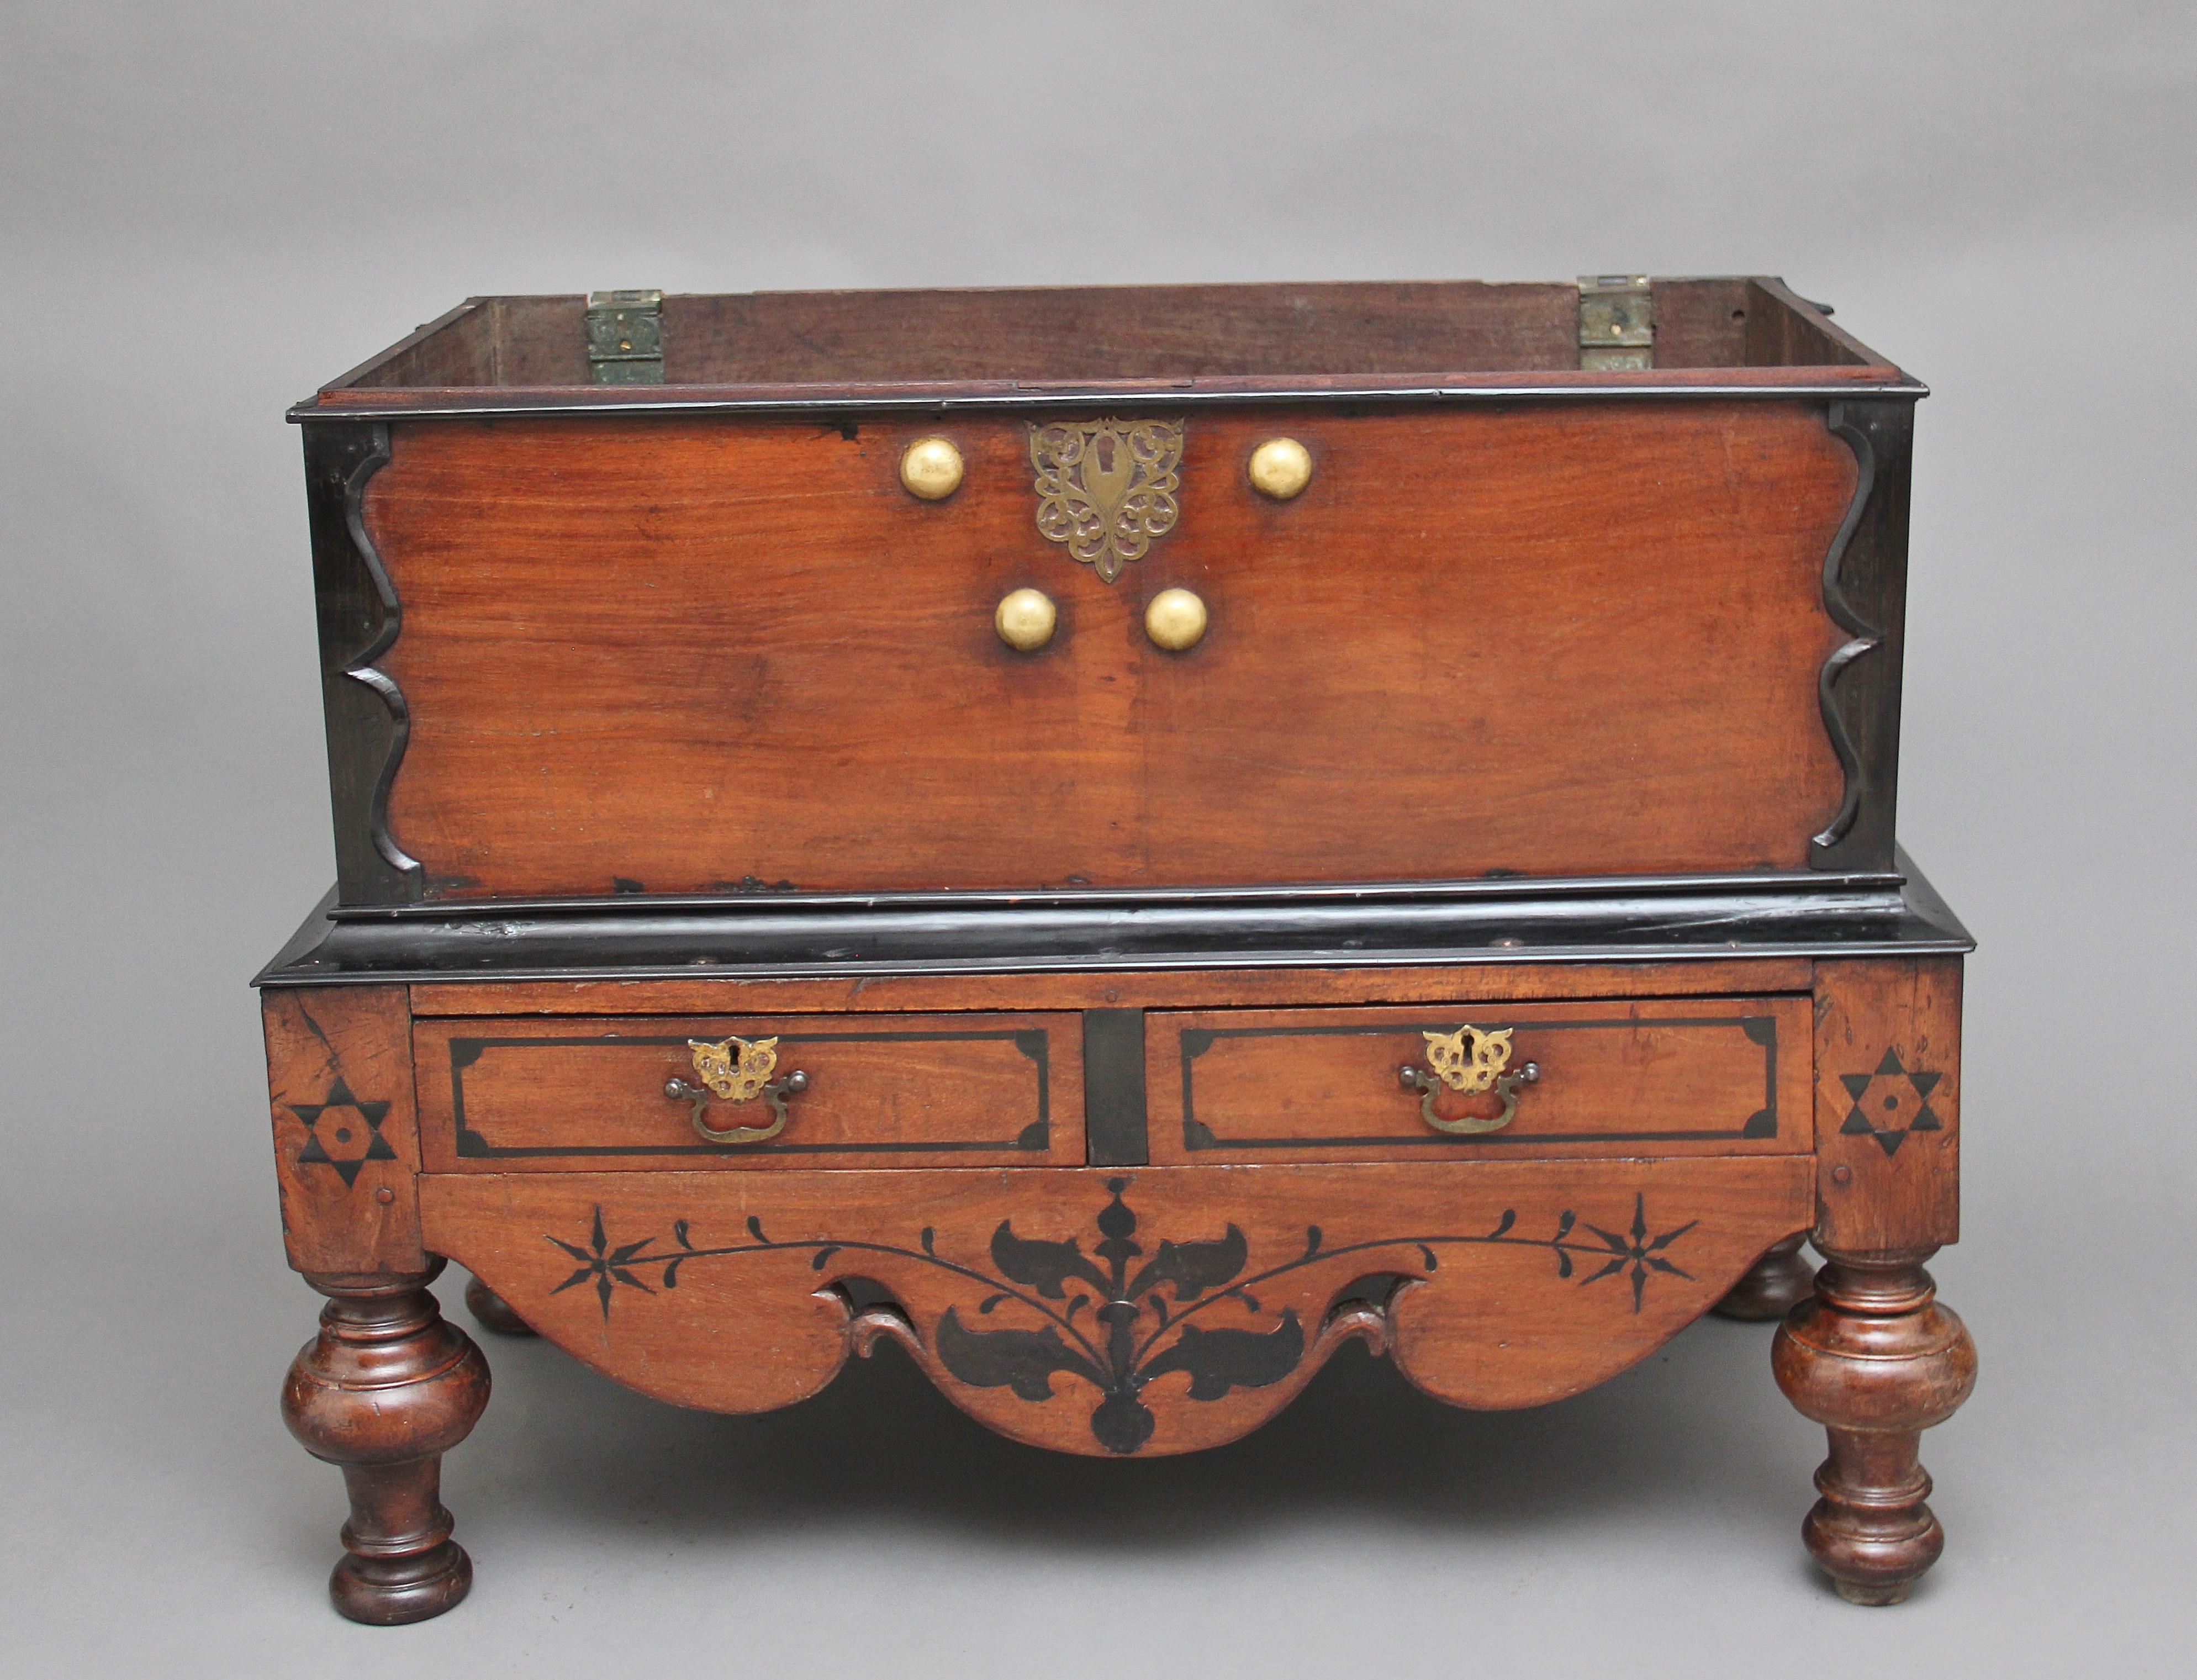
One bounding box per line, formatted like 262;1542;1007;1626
260;276;1974;1621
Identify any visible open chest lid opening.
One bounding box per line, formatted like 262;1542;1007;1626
297;276;1912;418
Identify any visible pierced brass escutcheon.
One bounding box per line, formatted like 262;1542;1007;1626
1398;1025;1540;1135
665;1036;811;1144
1029;417;1184;583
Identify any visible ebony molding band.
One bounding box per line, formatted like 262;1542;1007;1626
1810;398;1913;872
326;866;1909;923
289;377;1926;426
303;420;421;905
254;850;1972;989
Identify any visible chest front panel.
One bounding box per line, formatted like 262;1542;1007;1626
369;402;1852;901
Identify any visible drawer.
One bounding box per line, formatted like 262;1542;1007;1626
1147;996;1809;1163
416;1013;1082;1170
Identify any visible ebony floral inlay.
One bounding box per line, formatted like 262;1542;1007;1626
546;1181;1697;1454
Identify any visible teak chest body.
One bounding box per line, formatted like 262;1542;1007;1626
259;276;1975;1622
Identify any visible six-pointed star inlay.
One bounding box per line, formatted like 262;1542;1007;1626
1838;1049;1945;1159
288;1076;397;1187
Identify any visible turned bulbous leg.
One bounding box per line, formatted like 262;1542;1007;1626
1772;1249;1977;1605
464;1274;537;1337
1714;1234;1814;1321
282;1260;492;1625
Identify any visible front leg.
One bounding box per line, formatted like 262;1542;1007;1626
281;1261;491;1624
1772;1250;1976;1603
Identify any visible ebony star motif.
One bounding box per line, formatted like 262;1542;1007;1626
550;1206;658;1320
288;1076;397;1188
1838;1049;1945;1158
1576;1192;1698;1313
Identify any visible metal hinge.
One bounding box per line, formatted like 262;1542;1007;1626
1578;274;1653;371
584;289;664;385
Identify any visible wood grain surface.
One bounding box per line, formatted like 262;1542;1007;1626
262;986;426;1274
333;279;1882;395
1812;958;1962;1250
370;402;1854;898
421;1159;1810;1456
406;958;1818;1018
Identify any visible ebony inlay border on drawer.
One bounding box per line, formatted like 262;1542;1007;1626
447;1028;1053;1158
1176;1015;1780;1151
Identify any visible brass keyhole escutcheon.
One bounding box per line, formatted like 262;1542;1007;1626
1248;436;1313;500
900;436;965;500
665;1036;810;1144
995;588;1058;652
1145;587;1207;651
1398;1024;1540;1135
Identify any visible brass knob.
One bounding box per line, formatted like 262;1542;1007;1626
995;587;1057;652
1248;436;1313;500
1144;587;1208;651
900;436;964;500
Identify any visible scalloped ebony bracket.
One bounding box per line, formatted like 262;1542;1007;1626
303;421;422;905
1810;398;1915;873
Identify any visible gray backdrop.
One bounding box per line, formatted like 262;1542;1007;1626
5;4;2191;1674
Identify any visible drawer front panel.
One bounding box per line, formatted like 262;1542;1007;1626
416;1013;1082;1170
1148;996;1809;1163
369;402;1852;901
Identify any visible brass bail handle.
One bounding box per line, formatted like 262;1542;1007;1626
1398;1025;1540;1135
665;1036;810;1144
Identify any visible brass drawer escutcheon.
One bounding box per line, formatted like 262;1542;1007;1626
665;1036;811;1144
1398;1024;1541;1134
